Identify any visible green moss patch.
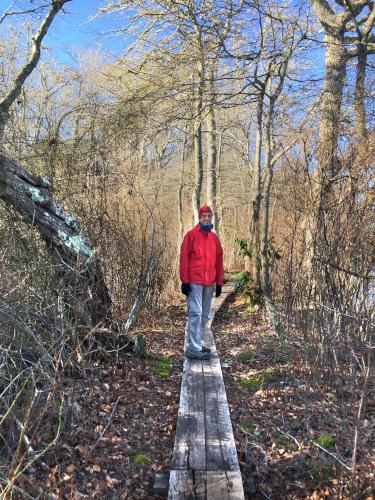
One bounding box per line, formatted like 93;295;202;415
239;350;257;362
316;434;335;449
239;367;277;389
239;422;258;431
275;433;295;449
134;452;151;466
155;356;172;377
238;342;293;364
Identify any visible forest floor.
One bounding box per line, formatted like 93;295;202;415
25;291;374;499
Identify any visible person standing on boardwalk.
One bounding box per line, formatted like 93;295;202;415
179;205;224;360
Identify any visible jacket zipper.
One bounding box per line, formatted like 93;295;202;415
204;232;207;284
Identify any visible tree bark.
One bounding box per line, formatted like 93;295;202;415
206;68;218;233
314;30;348;300
250;90;265;288
317;32;347;184
354;42;368;141
192;67;204;223
178;135;187;249
260;97;283;336
0;152;112;327
216;131;223;237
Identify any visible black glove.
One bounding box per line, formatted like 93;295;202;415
181;283;192;296
216;285;222;297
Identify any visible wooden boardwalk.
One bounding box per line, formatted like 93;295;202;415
168;281;245;499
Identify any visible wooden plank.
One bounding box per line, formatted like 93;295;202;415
205;281;234;332
168;470;206;499
168;470;244;499
171;358;206;470
169;279;245;499
202;351;240;471
206;471;244;499
154;472;170;496
203;281;241;471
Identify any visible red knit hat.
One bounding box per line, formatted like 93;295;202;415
199;205;213;218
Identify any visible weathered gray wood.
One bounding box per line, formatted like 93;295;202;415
168;470;244;499
154;472;170;496
171;358;206;470
169;280;245;499
169;470;207;499
206;471;245;499
203;352;240;471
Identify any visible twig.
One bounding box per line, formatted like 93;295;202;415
351;348;372;498
311;440;352;471
15;419;49;472
87;396;121;457
276;426;301;449
3;395;64;497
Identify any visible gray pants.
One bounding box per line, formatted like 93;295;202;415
186;284;214;352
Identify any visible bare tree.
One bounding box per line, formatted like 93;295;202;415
0;1;112;327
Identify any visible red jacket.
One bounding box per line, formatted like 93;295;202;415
180;224;223;286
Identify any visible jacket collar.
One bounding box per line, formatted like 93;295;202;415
195;223;212;233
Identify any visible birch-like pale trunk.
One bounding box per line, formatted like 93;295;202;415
259;53;289;336
314;31;349;304
260;99;283;336
216;131;223;236
192;63;204;224
250;90;265;287
206;68;218;233
317;32;347;185
311;0;375;295
178;135;187;249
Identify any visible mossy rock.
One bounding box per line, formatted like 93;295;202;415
134;333;147;358
134;452;151;465
155;356;172;377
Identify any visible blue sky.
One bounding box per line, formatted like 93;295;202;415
1;0;327;80
44;1;126;65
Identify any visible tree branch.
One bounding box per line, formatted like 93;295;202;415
0;0;71;124
311;0;340;30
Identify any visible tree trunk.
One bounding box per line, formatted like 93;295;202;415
317;32;347;183
0;152;112;327
192;69;204;223
249;91;264;287
206;68;218;233
354;43;368;141
178;135;186;249
216;131;223;237
260;101;283;336
314;31;348;299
